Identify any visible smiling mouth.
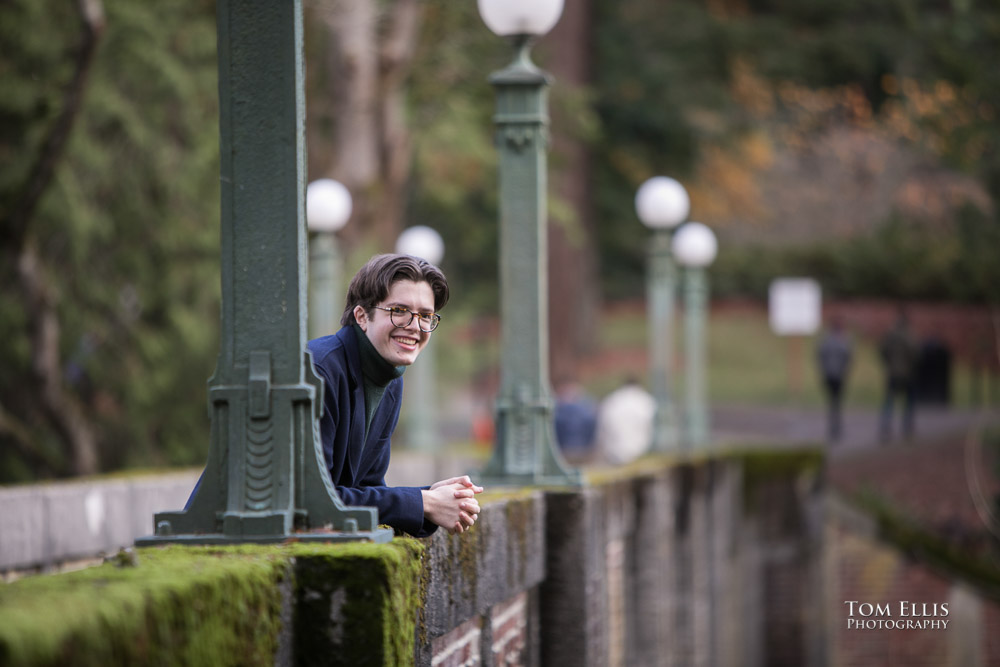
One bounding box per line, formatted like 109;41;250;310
394;336;419;347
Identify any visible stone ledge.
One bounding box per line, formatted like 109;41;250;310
0;490;546;667
0;544;291;666
0;470;200;573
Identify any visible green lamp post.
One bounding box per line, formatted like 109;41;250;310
306;178;352;340
672;221;718;450
137;0;390;546
476;0;580;486
636;176;690;453
395;226;445;453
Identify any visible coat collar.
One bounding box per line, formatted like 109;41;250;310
333;325;400;474
335;325;364;392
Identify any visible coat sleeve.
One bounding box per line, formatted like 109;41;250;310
333;484;435;537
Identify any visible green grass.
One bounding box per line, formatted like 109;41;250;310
703;308;983;408
422;302;988;415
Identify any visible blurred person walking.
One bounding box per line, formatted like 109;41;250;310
879;309;920;442
554;378;599;463
816;316;853;442
595;377;656;465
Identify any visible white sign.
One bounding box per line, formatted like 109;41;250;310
769;278;821;336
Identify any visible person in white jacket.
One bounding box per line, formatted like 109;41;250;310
595;376;656;465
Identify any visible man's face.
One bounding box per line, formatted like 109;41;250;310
354;279;436;366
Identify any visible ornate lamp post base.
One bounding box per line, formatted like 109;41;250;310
480;389;581;487
137;0;388;546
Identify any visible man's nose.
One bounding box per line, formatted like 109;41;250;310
403;313;422;332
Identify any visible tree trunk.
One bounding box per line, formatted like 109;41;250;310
376;0;420;247
3;0;105;250
18;246;99;475
0;0;105;477
312;0;422;250
544;0;600;387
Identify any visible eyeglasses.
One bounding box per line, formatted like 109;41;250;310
372;305;441;333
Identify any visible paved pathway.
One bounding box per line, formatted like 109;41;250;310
711;403;999;459
712;402;1000;544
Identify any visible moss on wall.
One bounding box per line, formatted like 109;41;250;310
291;539;425;667
503;496;535;586
0;545;288;666
0;491;538;667
851;490;1000;599
728;447;824;508
730;448;825;484
0;540;429;667
583;453;683;487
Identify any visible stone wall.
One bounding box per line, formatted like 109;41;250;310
825;496;1000;666
417;490;546;667
0;451;826;666
540;452;825;667
0;470;199;575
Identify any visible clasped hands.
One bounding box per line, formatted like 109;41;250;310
422;475;484;535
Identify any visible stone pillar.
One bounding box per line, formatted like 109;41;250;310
540;489;608;666
628;472;676;665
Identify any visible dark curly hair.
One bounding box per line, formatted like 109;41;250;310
340;253;449;327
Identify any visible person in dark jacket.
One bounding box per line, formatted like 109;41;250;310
308;254;482;536
878;309;920;442
816;316;852;442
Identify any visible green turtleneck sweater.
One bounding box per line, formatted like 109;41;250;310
353;324;405;437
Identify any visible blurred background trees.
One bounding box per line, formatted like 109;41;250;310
1;0;220;481
2;0;997;483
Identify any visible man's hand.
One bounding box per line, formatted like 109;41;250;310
422;476;485;535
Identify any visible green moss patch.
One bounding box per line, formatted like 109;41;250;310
729;447;823;491
0;544;290;666
0;540;430;667
727;447;824;478
583;453;681;486
851;490;1000;600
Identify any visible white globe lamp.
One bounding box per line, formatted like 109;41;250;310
396;226;445;265
477;0;564;37
635;176;690;231
672;222;718;267
306;179;352;233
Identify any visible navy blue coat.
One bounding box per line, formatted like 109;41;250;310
309;326;436;537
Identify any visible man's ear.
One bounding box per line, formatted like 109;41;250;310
353;304;369;331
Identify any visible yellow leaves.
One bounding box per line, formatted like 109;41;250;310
689;132;774;226
933;80;957;105
879;76;986;164
730;57;774;117
775;79;874;129
706;0;750;19
735;56;988;170
735;59;876;132
892;172;993;227
881;74;899;97
741;131;775;169
608;148;650;191
778;81;838;115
